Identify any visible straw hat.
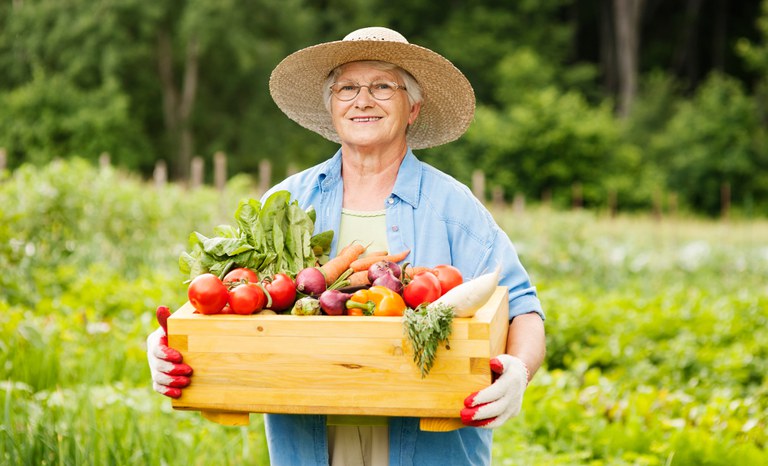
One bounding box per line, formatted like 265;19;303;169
269;27;475;149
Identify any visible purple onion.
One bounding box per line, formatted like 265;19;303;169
367;260;402;283
295;267;327;297
372;270;404;294
319;290;353;316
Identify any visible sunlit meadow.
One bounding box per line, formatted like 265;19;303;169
1;160;766;464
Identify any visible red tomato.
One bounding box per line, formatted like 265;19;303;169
188;273;229;315
403;271;442;308
264;273;296;311
433;265;463;295
228;283;268;315
223;267;259;286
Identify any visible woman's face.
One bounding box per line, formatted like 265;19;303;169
330;62;421;151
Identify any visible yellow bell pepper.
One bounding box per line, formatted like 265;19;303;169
346;285;407;316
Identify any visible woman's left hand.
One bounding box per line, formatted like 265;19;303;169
460;354;529;428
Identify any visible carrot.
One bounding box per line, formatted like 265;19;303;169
347;270;371;287
365;250;389;257
320;242;367;285
405;266;433;278
350;249;411;272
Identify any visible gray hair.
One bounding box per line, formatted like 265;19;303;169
323;61;423;112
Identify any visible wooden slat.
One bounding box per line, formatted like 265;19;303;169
170;287;510;420
184;334;491;358
182;351;484;376
173;385;473;417
168;301;501;341
181;364;488;391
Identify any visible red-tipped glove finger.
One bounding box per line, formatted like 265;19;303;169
147;306;193;399
460;354;528;429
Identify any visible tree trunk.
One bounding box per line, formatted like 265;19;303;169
156;30;200;181
672;0;703;87
613;0;644;118
600;0;617;96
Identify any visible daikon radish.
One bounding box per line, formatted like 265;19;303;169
430;266;500;317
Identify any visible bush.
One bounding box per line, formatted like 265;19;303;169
649;72;768;216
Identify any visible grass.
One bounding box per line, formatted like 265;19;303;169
1;160;766;464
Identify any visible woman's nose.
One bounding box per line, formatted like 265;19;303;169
353;85;376;107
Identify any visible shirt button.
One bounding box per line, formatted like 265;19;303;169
387;197;395;205
391;225;399;232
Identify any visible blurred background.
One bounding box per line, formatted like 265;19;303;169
1;1;767;464
2;0;768;216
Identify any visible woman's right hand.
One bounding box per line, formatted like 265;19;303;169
146;306;193;398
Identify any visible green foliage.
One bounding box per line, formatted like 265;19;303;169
442;49;633;209
2;162;767;464
0;70;152;168
649;73;768;215
0;158;245;307
1;1;768;214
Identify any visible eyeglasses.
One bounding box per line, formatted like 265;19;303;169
329;81;406;101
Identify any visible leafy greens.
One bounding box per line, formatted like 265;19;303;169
179;190;333;280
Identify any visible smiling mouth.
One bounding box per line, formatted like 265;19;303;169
351;117;382;122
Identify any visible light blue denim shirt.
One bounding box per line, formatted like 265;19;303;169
261;148;544;466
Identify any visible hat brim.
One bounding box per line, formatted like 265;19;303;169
269;39;475;149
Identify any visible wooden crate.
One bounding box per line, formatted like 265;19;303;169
168;287;509;430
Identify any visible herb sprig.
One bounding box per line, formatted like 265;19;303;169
403;303;454;378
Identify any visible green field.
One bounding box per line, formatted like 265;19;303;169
2;159;766;465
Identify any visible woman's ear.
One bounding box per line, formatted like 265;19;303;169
408;102;422;125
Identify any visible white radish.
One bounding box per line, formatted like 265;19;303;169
430;266;500;317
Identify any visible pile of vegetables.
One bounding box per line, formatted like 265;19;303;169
178;191;501;375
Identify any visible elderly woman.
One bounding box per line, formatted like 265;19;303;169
148;27;545;466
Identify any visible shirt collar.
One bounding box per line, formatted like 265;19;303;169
316;147;421;208
391;149;421;208
317;148;343;191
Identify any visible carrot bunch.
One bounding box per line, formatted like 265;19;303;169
319;242;411;287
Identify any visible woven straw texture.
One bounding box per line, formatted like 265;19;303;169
269;32;475;149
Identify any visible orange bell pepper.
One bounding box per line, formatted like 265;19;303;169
345;285;407;316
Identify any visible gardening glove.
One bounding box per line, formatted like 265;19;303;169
460;354;529;428
147;306;192;399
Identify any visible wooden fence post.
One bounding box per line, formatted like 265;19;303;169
471;169;485;202
652;189;662;221
513;193;526;214
191;156;204;189
154;160;168;188
669;192;678;218
0;148;6;172
572;182;583;210
214;151;227;191
492;185;505;210
721;182;731;219
258;159;272;194
541;189;552;206
608;189;617;218
99;152;110;170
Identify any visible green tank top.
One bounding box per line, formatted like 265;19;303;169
336;208;389;255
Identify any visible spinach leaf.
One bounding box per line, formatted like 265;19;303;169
179;190;333;281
